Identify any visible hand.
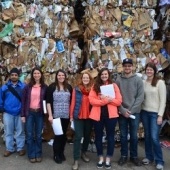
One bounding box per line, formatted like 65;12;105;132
70;118;73;122
107;96;113;103
100;94;107;100
48;115;53;124
157;116;163;125
123;111;131;118
21;117;26;123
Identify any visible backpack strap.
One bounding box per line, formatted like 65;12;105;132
7;85;21;102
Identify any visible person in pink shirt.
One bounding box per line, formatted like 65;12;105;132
21;67;47;163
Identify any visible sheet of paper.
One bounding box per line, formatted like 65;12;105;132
43;100;47;114
52;118;63;135
70;120;74;130
100;84;115;98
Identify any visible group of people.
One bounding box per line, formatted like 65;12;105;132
0;58;166;170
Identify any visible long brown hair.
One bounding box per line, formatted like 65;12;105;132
55;69;68;91
77;72;93;92
29;67;45;87
93;68;113;94
145;62;160;86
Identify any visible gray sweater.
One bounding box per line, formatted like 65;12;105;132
116;74;144;115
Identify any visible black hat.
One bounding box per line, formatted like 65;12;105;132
10;68;20;75
122;58;133;65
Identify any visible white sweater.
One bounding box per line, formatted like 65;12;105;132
142;80;166;116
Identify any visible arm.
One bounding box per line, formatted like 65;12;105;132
70;89;76;120
89;88;109;106
115;78;129;115
130;78;144;114
47;103;53;124
108;84;122;106
0;87;4;113
46;86;54;123
158;80;166;117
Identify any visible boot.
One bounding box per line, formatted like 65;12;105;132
72;160;79;170
81;152;90;162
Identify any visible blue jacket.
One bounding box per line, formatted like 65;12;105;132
73;87;83;119
0;80;25;116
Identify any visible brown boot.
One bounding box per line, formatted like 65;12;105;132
72;160;79;170
81;152;90;162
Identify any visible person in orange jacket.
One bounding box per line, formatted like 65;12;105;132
89;68;122;169
70;72;93;170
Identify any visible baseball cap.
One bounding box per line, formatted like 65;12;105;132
122;58;133;65
10;68;20;75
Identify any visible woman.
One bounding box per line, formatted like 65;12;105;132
70;72;93;170
46;69;72;164
141;62;166;170
21;67;47;163
89;68;122;169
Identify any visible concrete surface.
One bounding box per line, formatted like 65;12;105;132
0;138;170;170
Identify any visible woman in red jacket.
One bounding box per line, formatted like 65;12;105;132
70;72;93;170
89;68;122;169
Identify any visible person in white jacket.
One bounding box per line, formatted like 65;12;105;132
141;62;166;170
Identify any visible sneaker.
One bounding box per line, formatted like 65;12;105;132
36;157;42;162
97;161;104;169
130;157;142;166
118;156;127;166
105;162;111;169
156;164;164;170
142;158;150;165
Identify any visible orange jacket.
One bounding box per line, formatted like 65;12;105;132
70;88;90;119
89;83;122;121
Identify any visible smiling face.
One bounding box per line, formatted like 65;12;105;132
145;66;155;79
123;63;133;75
82;73;90;86
100;70;109;83
57;71;66;83
33;70;42;83
10;73;19;83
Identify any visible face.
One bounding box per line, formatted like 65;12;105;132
101;70;109;83
82;74;90;85
123;63;133;74
10;73;19;83
145;66;155;78
33;70;41;82
57;71;65;83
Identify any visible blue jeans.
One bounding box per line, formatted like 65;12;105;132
26;111;43;159
73;119;92;160
93;117;117;157
141;110;164;165
3;112;25;152
118;113;140;158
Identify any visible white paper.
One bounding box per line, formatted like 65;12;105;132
52;118;63;135
71;120;74;130
100;84;115;98
43;100;47;114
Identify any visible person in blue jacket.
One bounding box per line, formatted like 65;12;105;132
0;68;25;157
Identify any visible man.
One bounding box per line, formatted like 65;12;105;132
0;68;25;157
116;58;144;166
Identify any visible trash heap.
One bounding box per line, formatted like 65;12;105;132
0;0;170;86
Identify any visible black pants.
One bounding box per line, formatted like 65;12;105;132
53;118;69;157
